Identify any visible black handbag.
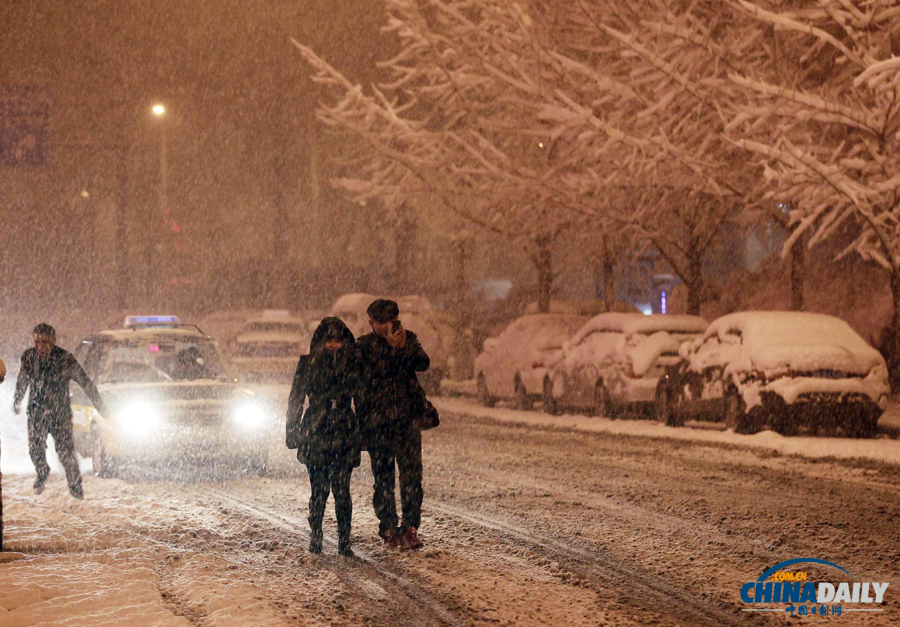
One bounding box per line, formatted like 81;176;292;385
416;397;441;430
411;375;440;430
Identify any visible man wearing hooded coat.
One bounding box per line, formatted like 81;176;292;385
286;317;361;556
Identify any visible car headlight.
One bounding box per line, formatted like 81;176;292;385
233;402;267;429
120;402;160;436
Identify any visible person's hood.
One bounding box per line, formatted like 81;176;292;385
309;317;355;355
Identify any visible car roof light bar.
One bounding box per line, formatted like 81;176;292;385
124;315;182;328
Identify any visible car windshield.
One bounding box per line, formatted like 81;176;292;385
638;330;702;343
242;322;305;335
98;338;233;384
236;342;300;358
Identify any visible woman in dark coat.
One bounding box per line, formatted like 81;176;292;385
286;317;361;556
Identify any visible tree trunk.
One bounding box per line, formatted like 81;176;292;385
534;238;553;314
886;270;900;391
602;238;615;311
393;203;417;293
686;251;703;316
790;233;805;311
451;236;471;380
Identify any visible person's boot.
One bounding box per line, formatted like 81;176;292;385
399;527;423;551
338;523;353;557
380;528;400;549
309;528;323;554
337;536;353;557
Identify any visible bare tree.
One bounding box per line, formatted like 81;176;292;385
594;0;900;376
292;0;603;312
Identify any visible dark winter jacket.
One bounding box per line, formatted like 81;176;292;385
354;329;430;446
286;317;361;468
14;346;108;420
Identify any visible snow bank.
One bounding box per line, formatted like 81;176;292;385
432;396;900;465
169;555;292;627
0;552;192;627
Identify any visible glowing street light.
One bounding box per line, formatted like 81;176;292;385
149;101;169;301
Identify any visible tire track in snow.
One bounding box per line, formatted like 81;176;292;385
425;499;753;627
204;487;468;627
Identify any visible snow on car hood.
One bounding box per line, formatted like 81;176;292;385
626;331;682;377
706;312;885;375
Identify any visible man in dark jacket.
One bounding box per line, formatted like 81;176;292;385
14;323;108;498
355;299;430;550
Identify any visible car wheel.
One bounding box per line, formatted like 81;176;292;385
513;377;533;411
725;387;746;431
542;376;562;416
725;388;763;434
91;425;117;479
476;374;495;408
593;381;614;418
655;386;683;427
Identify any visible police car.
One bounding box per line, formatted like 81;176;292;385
70;315;270;477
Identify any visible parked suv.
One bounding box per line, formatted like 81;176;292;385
654;311;888;437
543;313;708;417
70;316;271;477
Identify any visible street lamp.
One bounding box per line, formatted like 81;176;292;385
149;102;168;303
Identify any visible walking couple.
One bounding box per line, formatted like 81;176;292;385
286;298;437;557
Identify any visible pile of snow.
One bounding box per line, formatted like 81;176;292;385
432;396;900;465
560;314;707;374
704;312;885;375
625;331;682;378
565;314;707;350
494;315;586;348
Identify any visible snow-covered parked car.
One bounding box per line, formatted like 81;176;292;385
70;316;272;477
654;312;889;437
543;313;708;417
230;310;310;383
329;293;449;394
474;314;588;409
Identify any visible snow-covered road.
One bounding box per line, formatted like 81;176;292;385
1;395;898;626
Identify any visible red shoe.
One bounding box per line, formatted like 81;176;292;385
381;529;400;549
399;527;424;551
